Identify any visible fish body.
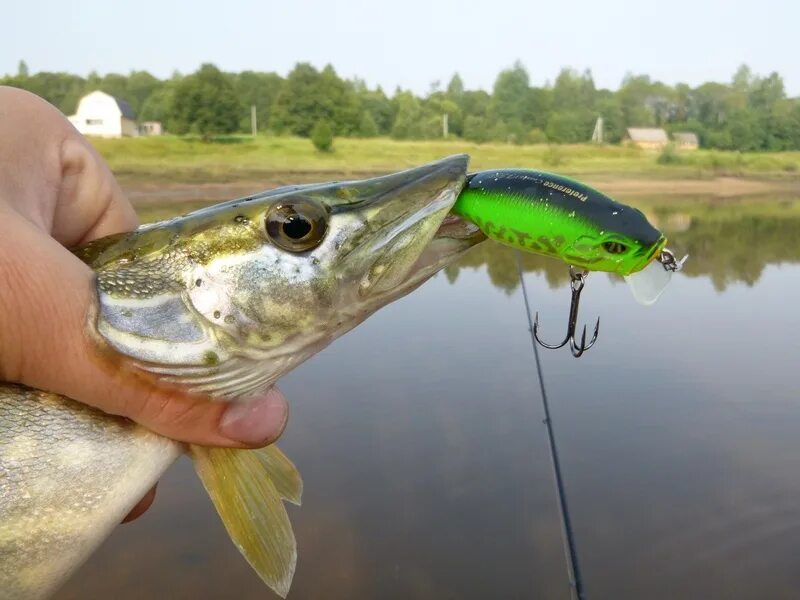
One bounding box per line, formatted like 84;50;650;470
0;156;483;599
452;169;666;276
0;386;180;600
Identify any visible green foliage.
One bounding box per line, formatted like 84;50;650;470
552;68;596;113
546;111;593;143
310;120;334;152
170;64;241;138
271;63;359;137
527;128;548;144
446;74;464;99
0;71;86;114
358;112;379;137
390;91;440;139
233;70;283;132
358;87;393;134
139;84;175;127
596;97;625;143
657;143;682;165
5;59;800;153
463;115;491;143
492;61;532;127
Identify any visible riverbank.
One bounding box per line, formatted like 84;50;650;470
87;135;800;204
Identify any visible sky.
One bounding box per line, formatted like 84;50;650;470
4;0;798;95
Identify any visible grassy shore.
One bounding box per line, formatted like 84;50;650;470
91;135;800;187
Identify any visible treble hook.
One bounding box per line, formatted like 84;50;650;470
533;266;600;358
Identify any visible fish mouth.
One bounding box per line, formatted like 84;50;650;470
400;212;485;290
362;158;486;297
436;213;484;240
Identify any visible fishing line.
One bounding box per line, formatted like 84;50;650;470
516;252;586;600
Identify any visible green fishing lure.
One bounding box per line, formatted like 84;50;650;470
452;169;666;277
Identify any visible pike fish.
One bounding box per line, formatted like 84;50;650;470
0;155;484;599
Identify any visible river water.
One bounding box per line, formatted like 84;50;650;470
57;192;800;599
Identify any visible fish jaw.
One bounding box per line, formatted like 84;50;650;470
83;156;484;400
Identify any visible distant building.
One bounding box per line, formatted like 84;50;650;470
68;90;138;138
672;132;699;150
623;127;669;150
139;121;163;136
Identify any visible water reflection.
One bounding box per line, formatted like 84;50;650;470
58;193;800;600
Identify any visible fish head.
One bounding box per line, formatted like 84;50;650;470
78;155;483;398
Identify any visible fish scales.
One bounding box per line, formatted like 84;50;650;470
0;384;179;600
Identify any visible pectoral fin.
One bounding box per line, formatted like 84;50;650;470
190;445;302;598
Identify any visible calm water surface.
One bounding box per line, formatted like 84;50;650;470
58;193;800;599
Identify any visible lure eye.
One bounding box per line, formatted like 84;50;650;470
265;200;329;252
602;241;628;255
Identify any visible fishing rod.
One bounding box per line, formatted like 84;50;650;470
516;252;586;600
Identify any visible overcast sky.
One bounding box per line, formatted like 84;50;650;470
5;0;797;95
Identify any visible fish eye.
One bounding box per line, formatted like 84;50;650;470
265;200;329;252
602;241;628;255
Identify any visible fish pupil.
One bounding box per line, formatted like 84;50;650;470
283;216;312;239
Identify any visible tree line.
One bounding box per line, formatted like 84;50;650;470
4;60;800;151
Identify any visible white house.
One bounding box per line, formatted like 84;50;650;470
68;91;138;138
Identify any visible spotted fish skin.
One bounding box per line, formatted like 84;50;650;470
0;384;180;600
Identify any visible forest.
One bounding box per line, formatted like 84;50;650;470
4;60;800;151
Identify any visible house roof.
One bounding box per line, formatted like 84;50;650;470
626;128;669;143
114;97;136;120
672;132;699;145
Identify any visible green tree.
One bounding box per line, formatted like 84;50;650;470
617;74;659;127
462;115;491;143
319;65;360;135
426;92;462;136
491;61;532;127
552;68;596;113
390;91;439;139
270;63;360;136
596;96;625;142
17;60;29;78
358;86;393;134
6;71;86;114
125;71;162;114
233;70;284;132
311;120;334;151
749;72;785;111
545;111;593;143
358;111;379;137
170;64;241;137
460;90;492;120
526;87;553;130
446;73;464;100
139;83;176;128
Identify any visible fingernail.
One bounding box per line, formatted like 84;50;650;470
219;388;288;446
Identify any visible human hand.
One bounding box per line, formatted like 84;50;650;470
0;87;289;519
